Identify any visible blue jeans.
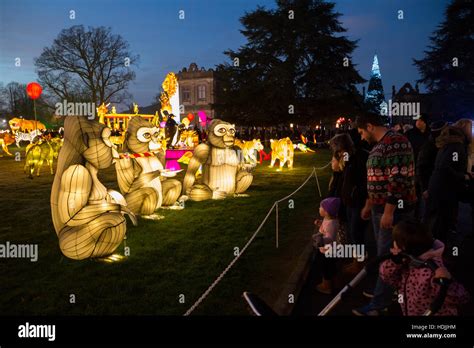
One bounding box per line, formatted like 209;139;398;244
370;205;414;309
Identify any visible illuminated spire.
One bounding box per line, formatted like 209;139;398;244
371;54;381;78
365;54;385;113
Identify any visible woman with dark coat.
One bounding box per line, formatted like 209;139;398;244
426;125;470;243
329;131;369;246
416;121;448;222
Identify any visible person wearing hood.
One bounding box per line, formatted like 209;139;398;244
380;219;469;316
426;124;471;243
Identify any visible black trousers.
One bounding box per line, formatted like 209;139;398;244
426;200;458;244
315;249;337;281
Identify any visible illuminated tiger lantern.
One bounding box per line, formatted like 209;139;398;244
182;119;253;201
270;137;294;170
234;139;264;164
9;117;46;133
0;132;15;156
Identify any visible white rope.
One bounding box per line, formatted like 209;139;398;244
276;168;317;203
184;202;277;316
183;160;331;316
315;170;322;198
314;161;331;171
274;162;329;247
275;201;279;249
274;161;330;203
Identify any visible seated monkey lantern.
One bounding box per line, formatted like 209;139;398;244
115;116;182;215
182;119;254;201
51;117;136;260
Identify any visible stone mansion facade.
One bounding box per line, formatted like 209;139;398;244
177;63;216;119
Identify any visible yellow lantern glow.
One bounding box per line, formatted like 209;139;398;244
269;137;294;171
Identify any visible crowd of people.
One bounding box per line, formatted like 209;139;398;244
313;112;473;316
236;125;336;145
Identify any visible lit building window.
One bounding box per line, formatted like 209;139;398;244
182;87;191;102
198;85;206;100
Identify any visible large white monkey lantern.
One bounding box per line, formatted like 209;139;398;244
51;117;136;260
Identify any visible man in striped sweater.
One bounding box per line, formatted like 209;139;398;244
352;112;417;316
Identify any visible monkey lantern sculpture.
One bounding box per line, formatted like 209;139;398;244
115;116;182;215
182;119;254;201
51;117;136;260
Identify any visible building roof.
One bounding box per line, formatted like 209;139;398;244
177;63;214;79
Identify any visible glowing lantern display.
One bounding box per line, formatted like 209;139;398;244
51;117;136;260
198;110;207;126
26;82;42;100
160;73;180;122
181;118;190;128
269;138;294;171
182;119;253;201
234;139;264;164
336;117;349;129
116;116;182;212
26;82;43;132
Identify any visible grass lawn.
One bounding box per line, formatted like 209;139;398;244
0;146;332;315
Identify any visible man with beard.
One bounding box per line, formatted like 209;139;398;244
352;112;417;316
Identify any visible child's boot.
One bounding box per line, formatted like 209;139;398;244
343;258;364;276
316;279;332;294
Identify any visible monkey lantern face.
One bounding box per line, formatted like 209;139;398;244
213;123;236;148
137;126;163;151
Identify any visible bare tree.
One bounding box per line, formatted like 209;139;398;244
0;83;6;113
0;81;56;121
2;82;27;115
35;25;139;105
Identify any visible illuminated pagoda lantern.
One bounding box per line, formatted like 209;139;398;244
364;54;387;119
97;102;160;149
97;102;158;131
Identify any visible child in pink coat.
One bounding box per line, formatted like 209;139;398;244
380;219;469;315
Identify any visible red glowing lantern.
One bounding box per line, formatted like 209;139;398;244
26;82;43;100
187;113;195;122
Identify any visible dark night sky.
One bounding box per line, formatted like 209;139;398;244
0;0;449;108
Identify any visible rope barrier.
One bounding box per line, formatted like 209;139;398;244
275;162;330;247
275;161;330;204
275;168;317;203
314;170;322;198
183;160;331;315
314;161;332;171
184;202;277;316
